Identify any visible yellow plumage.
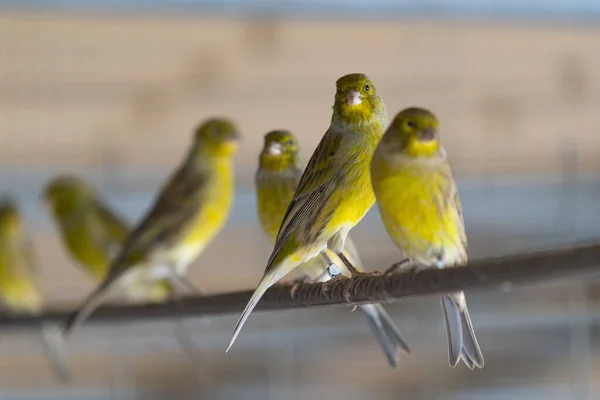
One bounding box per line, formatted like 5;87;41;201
228;73;388;351
63;118;240;337
371;158;465;265
43;176;173;302
371;107;483;369
254;130;410;367
0;199;42;313
0;198;72;382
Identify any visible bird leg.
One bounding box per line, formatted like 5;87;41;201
178;276;203;296
291;254;345;298
336;252;381;278
289;275;312;299
320;251;350;296
384;259;425;275
168;268;203;297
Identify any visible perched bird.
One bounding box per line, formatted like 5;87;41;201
370;107;483;369
63;118;240;337
255;130;410;367
0;198;70;382
228;73;387;351
43;175;173;302
0;199;43;313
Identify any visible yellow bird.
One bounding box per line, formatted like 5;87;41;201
43;175;173;302
370;107;483;369
228;73;387;351
0;198;43;313
0;198;71;382
63;118;240;337
255;130;410;367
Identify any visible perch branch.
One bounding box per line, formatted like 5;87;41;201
0;241;598;330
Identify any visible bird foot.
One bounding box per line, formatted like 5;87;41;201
384;259;425;276
320;273;349;297
350;270;382;278
290;276;311;299
338;271;380;302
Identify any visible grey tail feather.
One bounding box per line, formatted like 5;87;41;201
360;303;411;368
63;269;123;338
173;317;207;386
441;294;484;369
40;322;71;384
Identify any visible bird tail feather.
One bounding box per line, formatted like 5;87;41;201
40;322;71;383
441;292;484;369
226;266;289;353
360;303;411;368
63;268;125;338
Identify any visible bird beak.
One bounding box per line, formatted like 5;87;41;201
418;127;438;142
345;90;362;106
266;142;283;156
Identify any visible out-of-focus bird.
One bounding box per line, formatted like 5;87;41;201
63;118;240;337
228;73;387;351
0;199;43;313
43;175;173;302
255;130;410;367
0;198;71;382
370;107;483;369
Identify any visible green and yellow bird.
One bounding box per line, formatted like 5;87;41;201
228;73;387;351
63;118;240;337
0;198;72;382
43;175;173;302
370;107;483;369
255;130;410;367
0;199;43;313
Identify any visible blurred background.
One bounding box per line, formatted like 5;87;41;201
1;0;600;399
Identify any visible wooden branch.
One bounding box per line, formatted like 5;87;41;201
1;241;599;330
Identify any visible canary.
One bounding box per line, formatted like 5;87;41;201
63;118;240;336
0;198;43;313
228;73;387;351
255;130;410;367
0;198;72;381
43;175;173;302
370;107;483;369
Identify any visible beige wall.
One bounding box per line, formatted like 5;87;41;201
0;12;599;176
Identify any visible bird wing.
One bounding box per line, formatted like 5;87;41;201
117;162;209;265
446;162;467;250
437;158;467;259
94;199;130;245
267;128;347;270
62;163;208;338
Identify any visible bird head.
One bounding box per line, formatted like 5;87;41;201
194;118;240;157
41;175;94;216
259;130;300;172
383;107;441;158
332;73;385;129
0;197;22;235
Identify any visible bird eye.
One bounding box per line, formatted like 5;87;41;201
364;84;370;92
286;139;294;146
406;120;416;128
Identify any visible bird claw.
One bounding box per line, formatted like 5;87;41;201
321;274;348;297
384;259;423;276
350;270;382;278
290;277;310;299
